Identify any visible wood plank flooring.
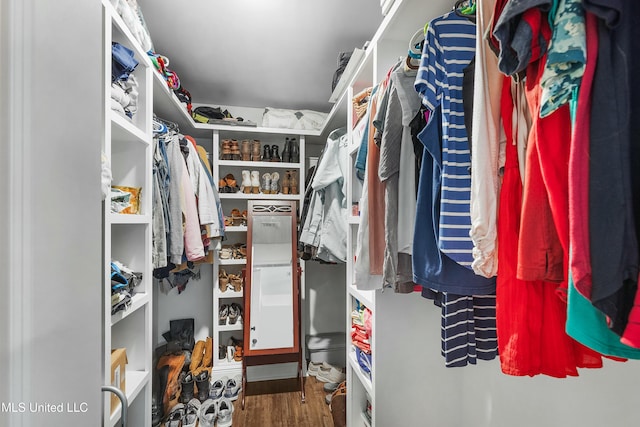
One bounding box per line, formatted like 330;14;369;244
232;376;334;427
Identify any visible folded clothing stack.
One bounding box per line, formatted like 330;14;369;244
110;0;153;51
111;42;139;119
110;260;143;315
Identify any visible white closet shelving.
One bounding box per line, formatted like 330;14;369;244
210;128;308;383
329;0;451;425
102;1;153;426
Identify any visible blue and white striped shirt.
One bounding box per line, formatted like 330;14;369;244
415;12;476;268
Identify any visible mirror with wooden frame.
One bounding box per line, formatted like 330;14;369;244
243;200;300;357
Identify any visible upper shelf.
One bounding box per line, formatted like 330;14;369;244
218;160;302;169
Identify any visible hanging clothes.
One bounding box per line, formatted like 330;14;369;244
414;10;477;269
299;128;349;263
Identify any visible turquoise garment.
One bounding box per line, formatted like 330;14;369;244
540;0;586;117
566;272;640;359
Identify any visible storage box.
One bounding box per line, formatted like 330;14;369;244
110;348;128;413
306;333;346;367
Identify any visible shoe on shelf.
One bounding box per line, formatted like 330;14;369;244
230;208;244;226
290;170;299;194
224;173;240;193
290;137;300;163
228;303;243;325
271;144;281;162
282;137;291;163
316;365;346;384
218;345;227;361
219;304;229;326
226;345;236;362
198;399;218;427
218;269;230;292
220;139;232;160
251;170;261;194
241;170;252;194
251;139;261;161
216;398;234;427
210;376;227;400
261;172;272;194
219;246;233;260
282;170;291;194
230;139;240;160
228;273;242;292
270;171;280;194
262;144;272;161
183;398;201;427
241;139;251;161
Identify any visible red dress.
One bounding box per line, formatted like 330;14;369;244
496;75;603;377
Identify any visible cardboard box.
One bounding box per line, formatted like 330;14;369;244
110;348;128;413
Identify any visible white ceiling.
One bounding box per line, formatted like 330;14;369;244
137;0;383;113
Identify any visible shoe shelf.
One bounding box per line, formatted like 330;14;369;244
348;349;373;397
108;370;151;427
215;358;242;369
215;288;243;298
219;258;247;266
111;292;151;327
219;192;303;201
218;159;302;169
218;323;243;332
224;225;248;233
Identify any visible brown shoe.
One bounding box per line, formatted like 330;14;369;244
221;139;232;160
251;139;261;161
241;140;251;161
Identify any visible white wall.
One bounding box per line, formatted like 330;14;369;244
154;266;214;345
375;291;640;427
0;0;104;425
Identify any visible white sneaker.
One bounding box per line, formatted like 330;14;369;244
216;398;234;427
210;376;227;400
317;365;346;384
198;399;217;427
183;398;201;427
308;361;332;377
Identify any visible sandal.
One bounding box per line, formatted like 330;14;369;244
219;246;233;259
219;304;229;325
229;274;243;292
235;243;247;259
218;269;230;292
230;208;243;226
229;303;243;325
224;216;234;227
224;173;239;192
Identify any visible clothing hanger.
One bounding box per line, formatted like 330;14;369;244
155;115;180;133
454;0;476;19
153;117;168;135
405;27;424;72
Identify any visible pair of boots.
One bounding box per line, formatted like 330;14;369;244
281;138;300;163
182;337;213;403
262;144;281;162
281;170;299;194
261;172;280;194
220;139;240;160
241;170;260;193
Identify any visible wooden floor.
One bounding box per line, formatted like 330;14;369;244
232;376;334;427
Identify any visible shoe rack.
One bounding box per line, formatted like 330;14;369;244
210;128;309;382
102;1;154;426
